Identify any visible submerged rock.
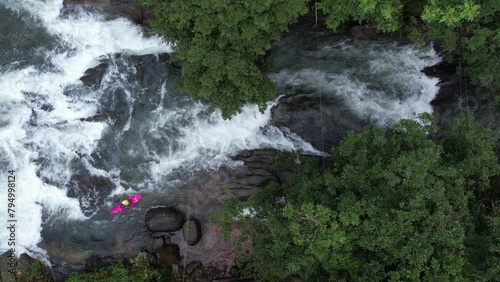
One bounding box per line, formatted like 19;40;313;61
67;172;116;216
146;207;186;232
80;61;109;88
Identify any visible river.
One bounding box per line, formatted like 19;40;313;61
0;0;439;272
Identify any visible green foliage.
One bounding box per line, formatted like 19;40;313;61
141;0;308;119
209;197;246;240
318;0;406;32
420;1;500;100
215;115;500;281
421;0;480;26
66;252;170;282
17;259;52;282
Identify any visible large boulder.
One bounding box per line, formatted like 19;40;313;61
129;53;179;88
146;207;186;232
182;218;202;246
79;54;177;89
78;53;179;126
271;93;365;152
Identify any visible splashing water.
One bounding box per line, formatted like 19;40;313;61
0;0;319;260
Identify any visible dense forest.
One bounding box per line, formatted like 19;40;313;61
215;115;500;281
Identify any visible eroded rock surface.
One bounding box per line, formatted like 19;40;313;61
146;207;186;232
62;0;152;25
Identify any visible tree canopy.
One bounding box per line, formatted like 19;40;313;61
215;115;500;281
66;252;170;282
141;0;308;119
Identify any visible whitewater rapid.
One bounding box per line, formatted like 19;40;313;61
0;0;316;259
271;41;441;127
0;0;172;258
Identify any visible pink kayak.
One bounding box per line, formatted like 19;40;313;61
110;194;142;214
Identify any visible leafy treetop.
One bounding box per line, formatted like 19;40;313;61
141;0;308;119
214;115;500;281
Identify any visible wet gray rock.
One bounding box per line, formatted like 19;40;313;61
424;62;500;134
130;53;179;87
66;172;115;215
79;111;119;123
227;150;281;200
80;61;109;87
79;54;177;89
271;93;365;152
29;108;38;126
61;0;153;25
146;207;186;232
15;253;54;282
67;172;116;216
41;104;54;112
183;218;202;246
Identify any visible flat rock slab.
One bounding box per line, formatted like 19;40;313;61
146;207;186;232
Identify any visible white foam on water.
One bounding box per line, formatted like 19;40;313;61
149;100;321;179
272;44;441;127
0;0;171;258
30;122;107;184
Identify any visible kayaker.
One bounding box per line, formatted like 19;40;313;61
121;199;130;209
